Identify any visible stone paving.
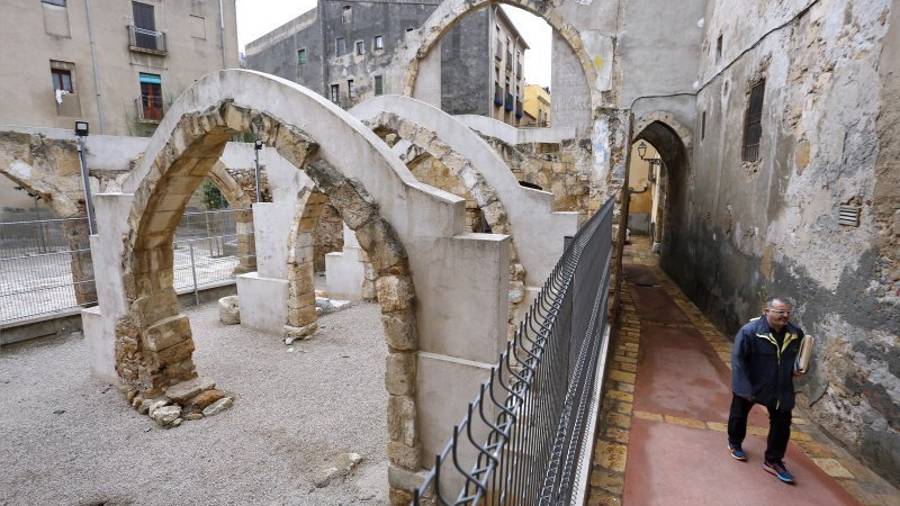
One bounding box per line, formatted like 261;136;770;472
587;238;899;506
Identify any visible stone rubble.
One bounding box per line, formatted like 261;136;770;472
217;296;240;325
202;397;234;417
313;453;364;488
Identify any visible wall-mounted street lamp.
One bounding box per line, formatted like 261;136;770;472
636;141;661;182
74;121;97;234
254;139;263;203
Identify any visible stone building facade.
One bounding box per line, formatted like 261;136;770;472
0;0;239;136
245;0;527;125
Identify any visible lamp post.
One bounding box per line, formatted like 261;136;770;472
636;140;661;182
254;139;263;203
74;121;97;234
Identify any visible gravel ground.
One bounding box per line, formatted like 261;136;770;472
0;301;389;506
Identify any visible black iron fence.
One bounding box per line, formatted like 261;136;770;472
413;198;615;505
0;209;251;326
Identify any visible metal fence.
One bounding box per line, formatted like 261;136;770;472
0;208;249;326
413;198;614;505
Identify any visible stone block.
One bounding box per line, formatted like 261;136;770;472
218;296;240;325
202;396;234;417
385;352;416;396
593;440;628;472
381;310;417;351
387;394;418;447
387;464;427;492
165;376;216;403
155;338;195;366
387;441;420;470
184;389;225;412
376;276;415;313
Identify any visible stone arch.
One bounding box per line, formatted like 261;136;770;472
352;96;578;289
283;185;328;335
207;161;256;274
398;0;598;103
106;71;495;494
630;117;692;264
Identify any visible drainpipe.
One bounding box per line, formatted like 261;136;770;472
83;0;105;133
218;0;227;67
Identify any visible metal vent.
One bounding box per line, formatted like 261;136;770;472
838;205;861;227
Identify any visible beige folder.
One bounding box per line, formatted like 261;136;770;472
795;335;814;374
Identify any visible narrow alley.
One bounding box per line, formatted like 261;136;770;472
588;239;898;506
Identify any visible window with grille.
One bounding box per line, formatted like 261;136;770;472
342;6;352;24
742;79;765;162
330;84;340;103
139;72;163;121
297;48;307;64
347;79;355;99
355;41;364;56
374;35;384;50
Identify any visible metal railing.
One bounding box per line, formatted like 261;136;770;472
0;209;250;326
127;25;167;54
413;198;615;505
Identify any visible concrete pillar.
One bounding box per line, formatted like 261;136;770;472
325;224;368;300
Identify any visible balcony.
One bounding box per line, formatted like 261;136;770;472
127;25;167;55
135;95;164;122
516;63;523;79
494;84;504;106
495;45;503;60
506;53;512;71
515;99;523;119
504;92;514;112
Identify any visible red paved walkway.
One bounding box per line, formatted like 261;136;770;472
621;264;859;506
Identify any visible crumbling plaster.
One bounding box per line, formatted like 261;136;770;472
664;0;899;482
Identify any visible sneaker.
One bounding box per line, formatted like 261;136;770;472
763;460;796;484
728;444;747;461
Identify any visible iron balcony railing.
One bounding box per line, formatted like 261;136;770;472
506;54;513;71
135;95;164;122
127;25;167;55
412;198;615;505
504;93;514;112
516;63;523;79
515;99;524;119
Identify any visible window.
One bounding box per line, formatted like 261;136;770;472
716;34;723;63
355;40;365;56
347;79;355;99
330;84;340;103
373;35;384;50
132;1;157;49
139;72;163;121
741;79;765;162
42;0;66;6
374;75;384;96
51;68;73;93
701;111;706;140
297;48;307;64
335;37;346;56
342;5;352;24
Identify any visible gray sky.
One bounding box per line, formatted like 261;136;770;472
235;1;552;87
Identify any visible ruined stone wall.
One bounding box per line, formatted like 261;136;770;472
407;155;486;232
663;0;899;481
314;203;345;272
481;136;590;214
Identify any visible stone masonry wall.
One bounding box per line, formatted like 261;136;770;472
664;0;899;481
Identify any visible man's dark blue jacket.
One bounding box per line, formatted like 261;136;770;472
731;316;805;411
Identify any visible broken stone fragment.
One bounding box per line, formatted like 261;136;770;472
184;413;203;421
313;453;363;488
183;388;225;413
165;376;216;403
143;397;170;416
284;322;318;344
201;396;233;417
150;405;181;426
218;295;240;325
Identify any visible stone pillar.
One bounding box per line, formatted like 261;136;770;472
62;208;97;306
232;207;256;274
325;223;369;300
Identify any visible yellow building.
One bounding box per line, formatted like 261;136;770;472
522;84;550;127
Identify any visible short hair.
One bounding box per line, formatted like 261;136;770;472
766;296;793;308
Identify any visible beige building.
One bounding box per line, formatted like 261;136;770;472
0;0;239;136
489;6;528;126
521;84;550;127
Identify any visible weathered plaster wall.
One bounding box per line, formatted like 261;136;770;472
663;0;899;481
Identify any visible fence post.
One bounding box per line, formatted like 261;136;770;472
188;241;200;306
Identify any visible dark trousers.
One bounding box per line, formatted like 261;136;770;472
727;394;792;462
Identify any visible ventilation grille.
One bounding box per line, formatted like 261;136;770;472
838;205;861;227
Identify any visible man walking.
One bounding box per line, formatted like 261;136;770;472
727;296;805;484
